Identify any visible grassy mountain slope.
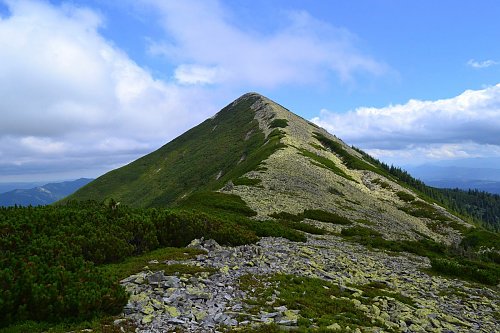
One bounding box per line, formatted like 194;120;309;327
67;94;284;207
6;93;499;332
69;93;477;244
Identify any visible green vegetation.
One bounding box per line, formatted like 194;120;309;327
327;186;344;196
99;247;206;280
309;142;326;151
372;178;391;189
0;193;310;329
396;191;415;202
239;274;383;331
354;282;415;307
270;209;352;225
298;148;356;182
400;200;450;222
269;118;289;128
303;209;352;225
340;226;500;285
176;192;257;218
269;211;303;222
430;257;499;285
0;316;137;333
278;220;327;235
233;177;262;186
313;133;383;175
351;146;500;231
66;95;285;207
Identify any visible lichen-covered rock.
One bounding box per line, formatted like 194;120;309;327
119;238;499;332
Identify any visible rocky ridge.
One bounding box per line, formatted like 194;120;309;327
223;93;469;245
119;236;499;332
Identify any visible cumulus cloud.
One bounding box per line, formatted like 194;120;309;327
312;84;500;165
0;0;217;181
467;59;499;69
174;64;224;85
146;0;387;87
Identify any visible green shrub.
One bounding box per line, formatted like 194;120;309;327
233;177;262;186
153;209;258;247
280;220;326;235
271;209;352;225
177;192;257;217
239;274;378;330
303;209;352;225
396;191;415;202
430;257;499;285
269;211;303;222
400;200;450;221
313;132;384;175
328;186;344;196
269;118;288;128
341;226;381;238
372;178;391;189
299;148;356;182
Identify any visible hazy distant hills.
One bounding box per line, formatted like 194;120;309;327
406;164;500;194
0;178;93;206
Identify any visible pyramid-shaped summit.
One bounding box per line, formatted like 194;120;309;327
61;93;500;332
69;92;469;243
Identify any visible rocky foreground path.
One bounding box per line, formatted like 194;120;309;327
120;234;499;332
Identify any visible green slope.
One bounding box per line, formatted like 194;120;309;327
67;93;285;207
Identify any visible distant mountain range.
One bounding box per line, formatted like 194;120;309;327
0;178;93;206
405;164;500;194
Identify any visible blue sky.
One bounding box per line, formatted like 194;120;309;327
0;0;499;182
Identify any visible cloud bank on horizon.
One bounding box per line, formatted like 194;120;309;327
312;84;500;165
0;0;499;181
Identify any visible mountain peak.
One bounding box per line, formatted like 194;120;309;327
69;93;471;244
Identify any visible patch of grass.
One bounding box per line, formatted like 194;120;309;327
309;142;326;151
269;118;288;128
355;218;376;226
400;200;450;221
269;211;303;222
303;209;352;225
233;177;262;186
430;257;499;285
1;316;136;333
99;247;206;280
239;274;381;330
177;192;257;217
341;226;381;238
313;132;386;176
461;228;500;252
238;219;307;242
151;263;215;276
372;178;391;189
298;148;356;182
355;282;415;307
280;220;326;235
271;209;352;225
341;226;446;257
341;226;500;285
396;191;415;203
327;186;344;196
231;324;282;333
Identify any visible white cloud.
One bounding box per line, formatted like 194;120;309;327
174;64;223;85
467;59;499;69
0;0;218;180
312;84;500;165
146;0;387;87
